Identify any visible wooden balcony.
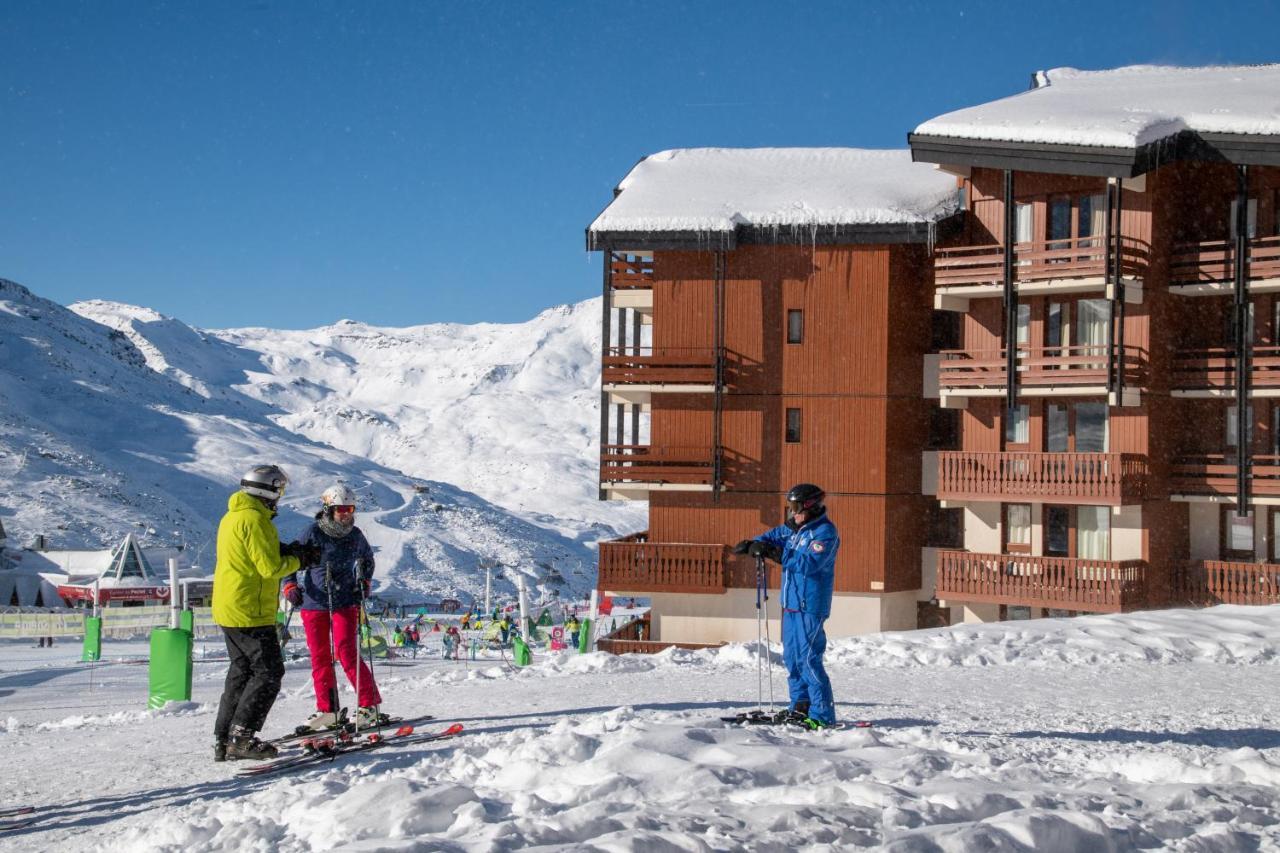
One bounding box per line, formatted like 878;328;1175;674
1172;346;1280;396
597;532;726;594
934;236;1147;310
602;347;719;386
1170;236;1280;295
937;451;1148;505
938;345;1147;405
1172;560;1280;606
937;550;1148;613
1171;454;1280;500
609;253;654;289
600;445;718;489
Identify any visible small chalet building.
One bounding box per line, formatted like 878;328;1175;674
908;64;1280;620
586;148;962;646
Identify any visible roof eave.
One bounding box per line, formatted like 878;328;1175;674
587;214;961;252
908;132;1155;178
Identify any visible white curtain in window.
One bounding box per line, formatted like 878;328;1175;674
1006;504;1031;546
1076;299;1110;363
1227;511;1254;553
1005;404;1030;445
1077;506;1110;560
1225;404;1254;448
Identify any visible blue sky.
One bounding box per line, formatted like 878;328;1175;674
2;1;1278;329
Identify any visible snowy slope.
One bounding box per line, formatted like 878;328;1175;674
0;279;624;602
71;297;645;543
1;605;1277;850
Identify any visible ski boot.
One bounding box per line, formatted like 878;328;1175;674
213;739;227;762
226;725;280;761
303;710;342;732
801;717;833;731
355;706;391;728
772;705;810;726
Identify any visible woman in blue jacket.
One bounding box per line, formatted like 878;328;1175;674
734;483;840;728
283;483;386;730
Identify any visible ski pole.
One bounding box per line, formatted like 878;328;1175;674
355;559;382;734
755;553;765;713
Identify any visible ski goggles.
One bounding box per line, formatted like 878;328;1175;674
331;505;356;515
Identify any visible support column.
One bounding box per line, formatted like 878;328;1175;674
630;310;642;445
1002;169;1019;410
712;250;726;500
1234;164;1252;515
599;253;613;500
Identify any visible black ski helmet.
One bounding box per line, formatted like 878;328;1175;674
786;483;825;516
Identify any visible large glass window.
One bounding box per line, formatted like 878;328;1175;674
1016;303;1030;346
1078;194;1106;244
1076;299;1110;351
1076;403;1109;453
1005;404;1030;446
1077;506;1111;559
1047;404;1069;452
1045;506;1071;557
1045;302;1063;353
1048;196;1071;251
1222;507;1254;558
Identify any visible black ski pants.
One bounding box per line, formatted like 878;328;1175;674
214;625;285;741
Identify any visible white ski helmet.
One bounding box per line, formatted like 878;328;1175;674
240;464;289;502
321;483;358;510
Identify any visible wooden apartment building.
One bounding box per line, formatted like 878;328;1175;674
585;148;963;647
909;65;1280;622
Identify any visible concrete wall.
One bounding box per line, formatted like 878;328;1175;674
1112;504;1143;560
965;503;1001;552
1188;502;1218;560
649;589;920;644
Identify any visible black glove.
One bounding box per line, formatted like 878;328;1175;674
747;541;783;563
732;539;755;555
279;540;299;559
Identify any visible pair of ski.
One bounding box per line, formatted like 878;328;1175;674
720;710;872;730
238;722;463;777
267;711;434;749
0;806;36;832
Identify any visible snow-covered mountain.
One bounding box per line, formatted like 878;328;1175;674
0;278;641;602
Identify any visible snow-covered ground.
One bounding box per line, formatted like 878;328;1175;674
1;605;1277;851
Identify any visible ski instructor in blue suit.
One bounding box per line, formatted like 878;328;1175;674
733;483;840;729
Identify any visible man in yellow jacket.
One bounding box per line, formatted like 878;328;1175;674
212;464;318;761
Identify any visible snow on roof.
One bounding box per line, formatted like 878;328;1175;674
589;148;960;237
914;64;1280;149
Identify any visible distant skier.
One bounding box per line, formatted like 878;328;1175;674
213;464;319;761
285;483;389;731
566;614;581;649
733;483;840;730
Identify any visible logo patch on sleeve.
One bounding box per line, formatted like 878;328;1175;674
812;541;825;552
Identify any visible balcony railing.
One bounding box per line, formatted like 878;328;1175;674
597;532;726;594
937;451;1148;505
595;613;725;654
600;445;719;486
1172;346;1280;392
937;550;1148;613
609;253;654;289
602;347;720;386
1171;454;1280;498
1170;236;1280;287
1172;560;1280;607
938;345;1147;392
934;236;1148;290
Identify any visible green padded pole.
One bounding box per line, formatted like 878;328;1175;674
179;609;194;633
82;616;102;662
512;635;531;667
577;618;592;654
148;627;193;709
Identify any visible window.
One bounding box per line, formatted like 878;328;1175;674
1229;197;1258;240
1077;506;1110;560
786;309;803;344
1078;193;1106;246
1075;403;1108;453
1004;504;1031;553
1045;505;1071;557
1004;404;1030;447
1076;299;1110;353
1047;404;1069;453
1016;303;1031;346
1048;196;1071;252
1015;203;1034;245
1222;507;1254;559
1045;302;1063;353
1226;404;1254;448
785;408;802;443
